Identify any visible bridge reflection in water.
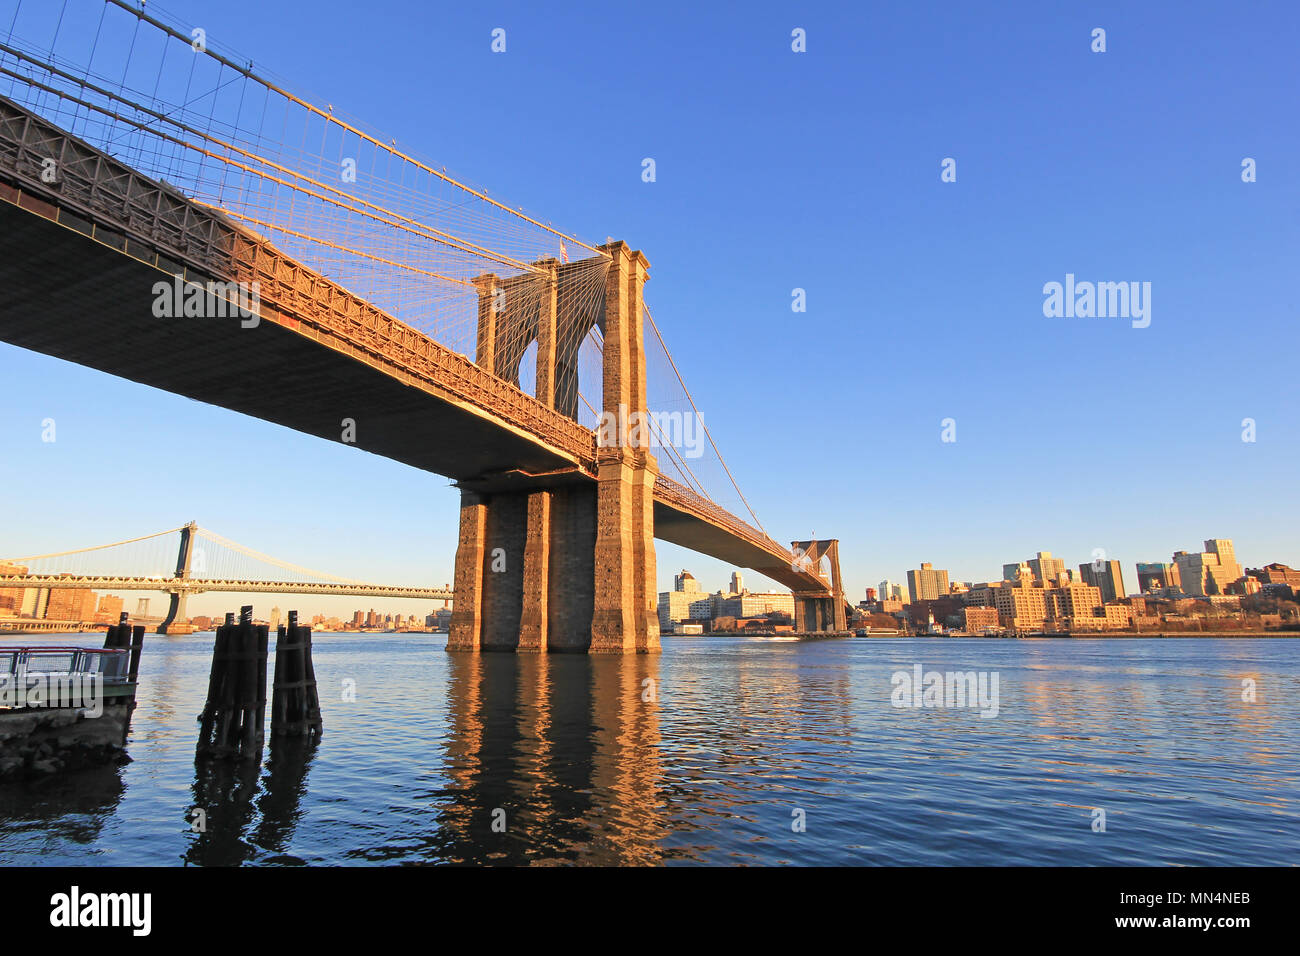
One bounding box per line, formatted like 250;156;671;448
180;650;664;867
432;652;663;865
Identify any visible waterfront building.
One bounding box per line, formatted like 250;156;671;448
1047;583;1103;624
1079;560;1126;603
688;591;729;621
962;606;1000;632
659;568;707;629
719;592;795;620
993;582;1048;630
45;587;96;622
907;563;949;602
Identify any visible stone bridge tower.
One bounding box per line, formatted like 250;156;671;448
447;242;660;653
790;539;848;633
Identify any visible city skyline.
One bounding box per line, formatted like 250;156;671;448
1;509;1294;624
7;533;1290;631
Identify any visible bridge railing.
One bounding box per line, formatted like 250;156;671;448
0;95;598;469
0;646;131;685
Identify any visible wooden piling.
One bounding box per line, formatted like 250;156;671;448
196;605;268;759
103;611;145;681
271;610;323;739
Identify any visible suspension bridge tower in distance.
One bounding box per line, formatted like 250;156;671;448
447;241;660;654
158;521;199;635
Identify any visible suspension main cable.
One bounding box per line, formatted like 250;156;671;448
102;0;607;259
2;526;185;563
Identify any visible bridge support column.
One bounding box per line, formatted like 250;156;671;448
448;485;596;653
591;242;659;654
517;491;551;652
158;590;190;635
447;492;488;651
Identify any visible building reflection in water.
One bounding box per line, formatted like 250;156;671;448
432;650;664;865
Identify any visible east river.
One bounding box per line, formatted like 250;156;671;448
0;633;1296;865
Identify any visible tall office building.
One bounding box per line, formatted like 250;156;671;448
1174;539;1241;596
907;563;950;602
1031;552;1066;584
1136;562;1180;592
1205;539;1241;581
993;581;1048;630
1079;560;1126;603
1005;552;1066;584
730;571;744;595
660;569;706;629
1047;583;1103;623
879;580;910;603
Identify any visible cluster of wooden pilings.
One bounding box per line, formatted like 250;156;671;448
103;611;145;682
196;606;322;760
270;611;323;740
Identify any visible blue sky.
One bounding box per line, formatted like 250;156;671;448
1;0;1297;616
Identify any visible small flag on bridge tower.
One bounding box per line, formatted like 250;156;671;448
559;241;568;263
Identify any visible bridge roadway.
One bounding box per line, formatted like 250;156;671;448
0;94;827;598
0;575;452;601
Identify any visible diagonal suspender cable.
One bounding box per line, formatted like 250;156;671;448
643;305;769;538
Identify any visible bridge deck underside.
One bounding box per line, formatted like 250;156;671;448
0;185;821;595
0;200;577;483
652;503;813;592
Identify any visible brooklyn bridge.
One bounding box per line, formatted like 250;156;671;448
0;0;848;651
